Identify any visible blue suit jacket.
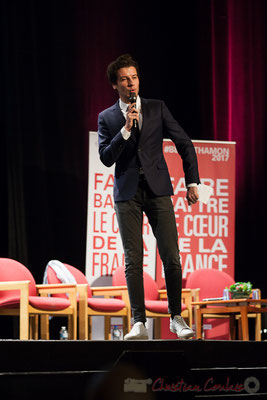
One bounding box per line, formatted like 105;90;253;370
98;98;200;202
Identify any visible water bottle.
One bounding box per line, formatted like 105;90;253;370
59;326;68;340
112;325;121;340
223;288;230;300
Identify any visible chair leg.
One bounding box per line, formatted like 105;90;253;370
74;314;77;340
196;308;202;339
69;313;77;340
238;318;242;340
104;316;111;340
30;315;39;339
40;315;49;339
255;314;262;341
29;316;33;339
127;310;132;333
79;303;88;340
68;315;73;340
187;310;192;329
154;318;161;339
122;316;127;337
240;307;249;340
20;286;29;340
229;314;236;340
88;316;92;340
79;314;87;340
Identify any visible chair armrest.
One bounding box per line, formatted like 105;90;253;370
76;284;89;299
0;281;30;290
36;283;77;289
189;288;200;302
158;288;200;303
182;289;193;307
158;289;167;300
91;285;128;296
182;288;200;301
90;285;130;304
36;283;77;296
182;288;200;302
0;281;30;309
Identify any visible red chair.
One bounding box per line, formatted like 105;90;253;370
0;258;77;340
185;268;235;340
46;263;131;340
186;268;262;340
112;266;196;338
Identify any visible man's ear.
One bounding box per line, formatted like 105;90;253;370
112;84;117;90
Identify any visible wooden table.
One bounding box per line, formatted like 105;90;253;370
192;298;267;341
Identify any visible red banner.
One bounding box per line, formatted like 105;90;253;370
156;140;236;289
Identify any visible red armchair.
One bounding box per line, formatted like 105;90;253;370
46;263;131;339
186;268;235;340
0;258;77;340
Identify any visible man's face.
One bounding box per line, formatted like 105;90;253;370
112;66;139;103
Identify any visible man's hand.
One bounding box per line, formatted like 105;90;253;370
186;186;199;206
124;103;139;131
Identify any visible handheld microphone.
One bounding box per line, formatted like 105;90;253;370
129;92;138;129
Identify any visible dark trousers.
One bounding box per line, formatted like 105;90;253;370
114;177;182;324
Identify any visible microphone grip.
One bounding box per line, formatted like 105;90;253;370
129;92;138;129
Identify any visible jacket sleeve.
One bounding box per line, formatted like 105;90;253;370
98;112;127;167
161;101;200;186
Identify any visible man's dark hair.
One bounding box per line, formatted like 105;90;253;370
107;54;139;85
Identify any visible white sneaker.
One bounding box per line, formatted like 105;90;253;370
170;315;194;339
124;322;149;340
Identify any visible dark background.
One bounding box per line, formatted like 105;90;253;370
1;0;266;337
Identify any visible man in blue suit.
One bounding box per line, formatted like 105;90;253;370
98;54;200;340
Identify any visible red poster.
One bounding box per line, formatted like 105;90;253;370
156;140;236;288
158;140;236;340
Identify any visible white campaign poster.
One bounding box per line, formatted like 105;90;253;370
85;131;157;285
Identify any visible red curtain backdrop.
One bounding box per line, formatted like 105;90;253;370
77;0;266;287
209;0;266;197
1;0;266;300
200;0;266;289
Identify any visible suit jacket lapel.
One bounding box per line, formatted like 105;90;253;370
139;98;149;143
110;101;126;136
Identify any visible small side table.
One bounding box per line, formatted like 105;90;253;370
192;298;267;341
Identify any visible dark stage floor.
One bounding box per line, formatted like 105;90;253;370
1;339;267;400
